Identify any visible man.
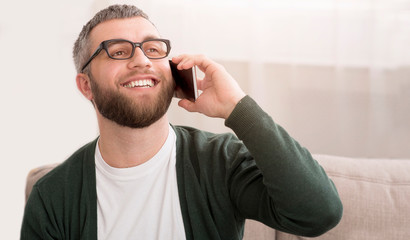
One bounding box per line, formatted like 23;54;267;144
21;4;342;240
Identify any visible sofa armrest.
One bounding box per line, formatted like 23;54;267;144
25;163;60;203
275;154;410;240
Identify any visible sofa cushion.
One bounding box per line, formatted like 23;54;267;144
27;155;410;239
274;154;410;240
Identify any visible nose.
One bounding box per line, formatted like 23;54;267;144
127;47;152;69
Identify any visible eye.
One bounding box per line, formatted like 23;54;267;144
109;47;130;58
106;41;133;59
145;47;159;53
143;41;167;57
112;50;127;57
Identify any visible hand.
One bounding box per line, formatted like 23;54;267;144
171;54;246;119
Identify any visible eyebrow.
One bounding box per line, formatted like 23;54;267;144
142;34;162;41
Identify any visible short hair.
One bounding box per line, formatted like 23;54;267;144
73;4;150;73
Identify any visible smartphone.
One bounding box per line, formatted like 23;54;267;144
169;60;198;102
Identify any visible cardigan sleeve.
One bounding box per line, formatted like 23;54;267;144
20;185;61;240
224;96;343;237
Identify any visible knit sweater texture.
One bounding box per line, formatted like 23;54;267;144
21;96;342;240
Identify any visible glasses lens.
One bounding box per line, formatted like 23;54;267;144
142;40;168;59
106;40;134;59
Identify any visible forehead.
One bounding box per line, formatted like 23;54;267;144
89;17;160;47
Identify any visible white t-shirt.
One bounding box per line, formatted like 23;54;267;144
95;126;186;239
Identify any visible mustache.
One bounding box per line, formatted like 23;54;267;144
119;70;162;82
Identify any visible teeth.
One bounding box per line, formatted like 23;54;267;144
124;79;155;88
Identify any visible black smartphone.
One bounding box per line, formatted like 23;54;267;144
169;60;198;102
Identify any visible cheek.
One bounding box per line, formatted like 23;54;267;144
157;61;173;80
165;68;173;82
92;63;119;85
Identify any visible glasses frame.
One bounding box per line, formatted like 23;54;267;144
80;38;171;73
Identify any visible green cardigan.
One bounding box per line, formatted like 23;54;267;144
21;96;342;240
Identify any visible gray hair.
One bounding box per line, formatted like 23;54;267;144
73;4;150;73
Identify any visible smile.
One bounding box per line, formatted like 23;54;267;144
122;79;155;88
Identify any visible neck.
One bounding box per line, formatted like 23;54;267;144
97;114;170;168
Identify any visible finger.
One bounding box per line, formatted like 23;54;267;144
171;55;183;64
171;55;194;69
177;58;195;70
189;55;216;74
173;55;218;75
196;78;205;91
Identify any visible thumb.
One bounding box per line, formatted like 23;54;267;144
178;99;198;113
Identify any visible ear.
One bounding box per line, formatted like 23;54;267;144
76;73;93;101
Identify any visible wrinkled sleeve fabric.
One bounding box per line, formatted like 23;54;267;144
20;140;98;240
224;96;343;237
21;185;61;240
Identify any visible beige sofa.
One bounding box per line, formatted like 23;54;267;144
243;155;410;240
25;155;410;239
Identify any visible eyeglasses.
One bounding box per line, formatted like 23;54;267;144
81;38;171;72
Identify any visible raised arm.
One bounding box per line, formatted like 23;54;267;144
172;54;343;237
225;96;343;237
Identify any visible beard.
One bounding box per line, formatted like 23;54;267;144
89;71;175;129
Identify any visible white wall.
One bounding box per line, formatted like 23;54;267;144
1;1;97;238
1;0;409;239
